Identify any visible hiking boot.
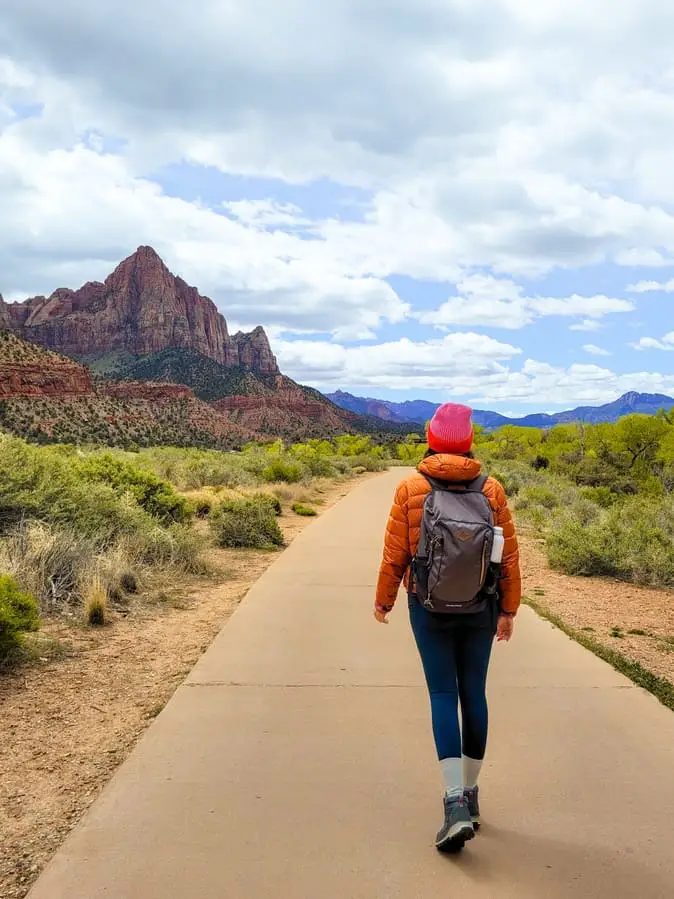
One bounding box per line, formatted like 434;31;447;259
435;794;475;852
464;786;481;830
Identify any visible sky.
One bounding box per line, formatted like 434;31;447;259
1;0;674;414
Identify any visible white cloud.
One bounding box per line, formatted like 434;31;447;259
583;344;611;357
628;279;674;293
4;2;674;289
0;130;409;338
616;247;671;267
273;331;674;404
419;275;633;330
222;199;310;229
273;331;522;391
570;319;602;332
632;332;674;351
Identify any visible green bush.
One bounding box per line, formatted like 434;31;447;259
0;574;40;662
255;493;283;515
0;436;159;545
290;444;339;477
210;498;285;549
580;486;618;508
292;502;317;517
548;497;674;588
130;524;208;574
487;467;523;497
516;485;560;511
76;454;191;524
261;457;305;484
345;454;387;473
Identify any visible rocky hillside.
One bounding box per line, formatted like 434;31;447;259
0;333;413;446
0;332;93;398
111;346;418;441
0;334;254;448
111;347;275;401
0;247;278;373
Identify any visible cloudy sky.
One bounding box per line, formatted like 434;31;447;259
2;0;674;412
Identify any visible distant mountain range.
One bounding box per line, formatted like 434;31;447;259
326;390;674;430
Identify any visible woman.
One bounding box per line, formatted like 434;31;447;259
374;402;521;851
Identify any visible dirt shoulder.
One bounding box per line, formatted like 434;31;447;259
0;477;365;899
520;531;674;690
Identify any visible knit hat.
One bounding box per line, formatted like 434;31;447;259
427;403;474;454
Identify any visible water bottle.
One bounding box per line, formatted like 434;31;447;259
491;526;504;564
484;527;504;596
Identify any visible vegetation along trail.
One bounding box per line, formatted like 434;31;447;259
21;469;674;899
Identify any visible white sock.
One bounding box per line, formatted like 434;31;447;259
440;757;463;798
462;755;483;789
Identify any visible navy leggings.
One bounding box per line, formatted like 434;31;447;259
409;598;494;760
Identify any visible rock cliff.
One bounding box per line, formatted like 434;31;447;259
3;247;279;374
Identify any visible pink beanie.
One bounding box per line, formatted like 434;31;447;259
427;403;474;454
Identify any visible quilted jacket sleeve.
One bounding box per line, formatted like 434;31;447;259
375;480;412;610
490;479;522;615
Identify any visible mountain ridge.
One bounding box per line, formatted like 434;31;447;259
326;390;674;429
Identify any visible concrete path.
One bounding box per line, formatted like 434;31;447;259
28;471;674;899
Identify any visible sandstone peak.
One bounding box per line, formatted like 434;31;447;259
1;249;279;374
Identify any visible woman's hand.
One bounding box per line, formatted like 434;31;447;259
374;604;390;624
496;613;515;642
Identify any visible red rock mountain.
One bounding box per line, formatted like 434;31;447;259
0;247;278;374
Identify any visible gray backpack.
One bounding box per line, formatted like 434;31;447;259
411;475;495;614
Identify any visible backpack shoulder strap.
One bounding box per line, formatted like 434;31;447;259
466;473;488;493
421;473;489;494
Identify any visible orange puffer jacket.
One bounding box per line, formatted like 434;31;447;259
376;454;521;614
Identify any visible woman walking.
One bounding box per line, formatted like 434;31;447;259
375;402;521;851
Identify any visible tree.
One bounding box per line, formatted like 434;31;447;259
614;415;669;470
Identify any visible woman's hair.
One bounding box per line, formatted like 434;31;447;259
424;448;474;459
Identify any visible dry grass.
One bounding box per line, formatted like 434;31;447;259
82;576;109;627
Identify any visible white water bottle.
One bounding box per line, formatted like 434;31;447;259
491;526;504;564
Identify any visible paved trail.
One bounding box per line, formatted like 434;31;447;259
28;471;674;899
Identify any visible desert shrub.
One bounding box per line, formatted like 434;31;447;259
289;444;339;478
331;457;354;475
254;493;283;515
261;457;305;484
119;571;139;594
548;496;674;588
0;522;98;613
210;498;285;549
0;436;156;545
186;491;215;518
139;448;254;490
292;502;317;517
487;467;524;497
76;454;191;524
345;454;387;473
516;485;560;511
128;524;209;574
580;486;618;508
0;574;40;662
